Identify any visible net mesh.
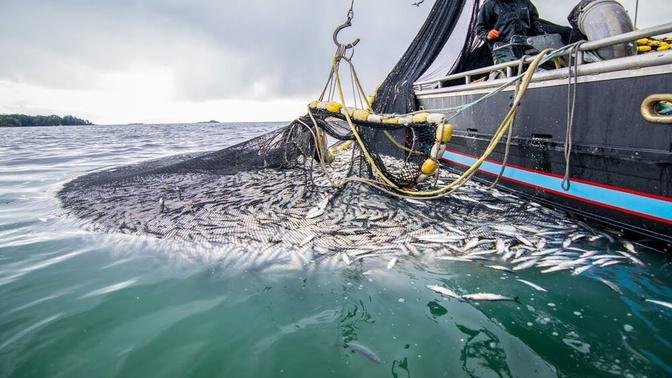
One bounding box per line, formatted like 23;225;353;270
57;1;614;263
57;115;587;257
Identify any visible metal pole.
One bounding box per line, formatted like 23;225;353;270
634;0;639;29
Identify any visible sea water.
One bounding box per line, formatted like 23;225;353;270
0;123;670;377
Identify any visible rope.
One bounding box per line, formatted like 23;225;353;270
407;44;577;119
561;42;584;192
302;109;339;187
332;46;554;197
316;8;567;199
489;56;527;189
333;55;401;189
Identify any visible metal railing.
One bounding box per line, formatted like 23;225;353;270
414;23;672;91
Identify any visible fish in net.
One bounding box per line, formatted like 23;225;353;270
57;108;642;279
58;0;645;277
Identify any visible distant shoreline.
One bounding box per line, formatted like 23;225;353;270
0;114;93;127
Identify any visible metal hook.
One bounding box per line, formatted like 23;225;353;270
333;19;360;51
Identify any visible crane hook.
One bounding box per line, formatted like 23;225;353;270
333;19;360;51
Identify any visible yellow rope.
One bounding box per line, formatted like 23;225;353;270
333;56;401;189
330;48;552;198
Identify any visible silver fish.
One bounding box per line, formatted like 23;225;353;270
299;234;315;247
462;293;517;302
580;251;600;259
415;234;463;243
468;249;497;256
345;342;382;364
617;251;645;266
486;265;513;273
516;279;548;292
513;259;538;271
511;255;537;264
445;226;467;236
541;265;573;274
570;233;588;242
496;239;506;254
516;235;534;247
599;278;622;294
494;225;517;233
590;254;626;260
536;230;569;236
572;265;593;276
426;285;462;300
540;259;587;273
306;207;324;220
592;259;611;266
622;240;638;255
436;256;472;262
463;237;480;251
516;225;541;233
645;299;672;310
600;260;622;268
532;248;561;257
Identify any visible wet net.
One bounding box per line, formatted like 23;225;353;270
57;0;639;276
57;0;504;246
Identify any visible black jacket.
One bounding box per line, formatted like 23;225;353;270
475;0;545;44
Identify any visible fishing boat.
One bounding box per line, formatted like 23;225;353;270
374;0;672;245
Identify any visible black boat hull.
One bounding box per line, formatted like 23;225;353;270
417;67;672;244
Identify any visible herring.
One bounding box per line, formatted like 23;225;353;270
463;237;480;251
462;293;518;302
516;235;534;247
516;279;548;292
572;265;593;276
486;265;513;273
426;285;463;300
415;234;463;243
436;256;472;262
513;259;538;271
645;299;672;310
622;240;638;254
599;278;622;294
345;342;382;364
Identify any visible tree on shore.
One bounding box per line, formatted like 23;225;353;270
0;114;94;127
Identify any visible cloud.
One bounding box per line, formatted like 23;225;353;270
0;0;431;102
0;0;668;123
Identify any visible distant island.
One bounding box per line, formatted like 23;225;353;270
0;114;94;127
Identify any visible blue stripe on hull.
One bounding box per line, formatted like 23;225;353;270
443;151;672;223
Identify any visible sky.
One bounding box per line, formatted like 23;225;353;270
0;0;668;124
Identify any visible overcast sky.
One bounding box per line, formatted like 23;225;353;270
0;0;668;124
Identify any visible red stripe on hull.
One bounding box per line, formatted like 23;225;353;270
444;158;672;226
445;147;672;203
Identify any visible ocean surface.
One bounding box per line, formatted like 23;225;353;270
0;123;671;378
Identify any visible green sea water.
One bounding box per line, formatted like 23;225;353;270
1;124;671;377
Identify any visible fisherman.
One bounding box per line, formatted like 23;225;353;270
475;0;546;64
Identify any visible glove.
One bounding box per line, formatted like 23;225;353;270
486;29;501;42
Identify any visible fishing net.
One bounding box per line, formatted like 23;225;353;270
58;0;493;245
374;0;474;114
59;107;440;226
58;0;642;277
58;125;633;277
